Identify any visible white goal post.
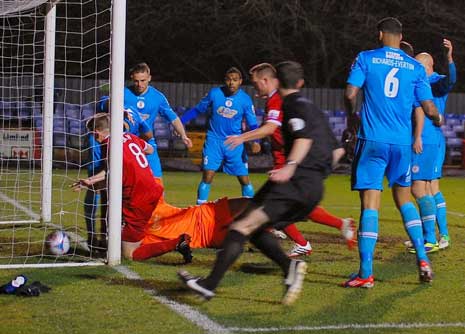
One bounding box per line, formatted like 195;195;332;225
0;0;125;268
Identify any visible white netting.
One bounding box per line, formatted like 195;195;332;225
0;0;49;16
0;0;112;267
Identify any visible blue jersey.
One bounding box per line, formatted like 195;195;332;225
415;62;456;145
348;46;433;145
87;134;103;177
124;86;178;131
123;106;152;138
194;87;257;140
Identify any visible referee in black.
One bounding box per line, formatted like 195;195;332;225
179;61;338;305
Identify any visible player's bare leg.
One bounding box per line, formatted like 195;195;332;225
122;240;141;259
123;236;192;263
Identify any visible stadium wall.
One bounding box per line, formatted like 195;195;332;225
2;77;465;114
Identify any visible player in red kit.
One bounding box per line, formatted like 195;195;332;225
225;63;356;255
72;113;171;259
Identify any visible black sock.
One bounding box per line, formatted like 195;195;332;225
201;230;248;291
250;230;291;276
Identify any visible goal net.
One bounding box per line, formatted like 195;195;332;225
0;0;115;267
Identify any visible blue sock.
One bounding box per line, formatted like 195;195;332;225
358;209;378;279
400;202;428;262
241;183;254;198
197;182;211;204
416;195;437;244
434;192;449;237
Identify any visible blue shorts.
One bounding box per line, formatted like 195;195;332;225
147;149;162;177
411;142;442;181
202;136;248;176
351;139;412;190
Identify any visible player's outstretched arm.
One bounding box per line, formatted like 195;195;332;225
171;118;193;148
444;38;454;64
71;170;106;192
225;122;277;150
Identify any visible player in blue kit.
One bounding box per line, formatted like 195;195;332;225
343;17;442;288
409;39;456;252
124;63;192;179
84;127;104;249
181;67;258;204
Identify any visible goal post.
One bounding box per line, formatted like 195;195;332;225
0;0;125;268
107;0;125;266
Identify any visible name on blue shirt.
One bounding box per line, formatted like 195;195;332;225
372;51;414;70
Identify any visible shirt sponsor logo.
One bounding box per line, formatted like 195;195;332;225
288;118;305;132
386;51;403;60
217;106;238;118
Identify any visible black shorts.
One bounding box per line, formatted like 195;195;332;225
252;168;324;230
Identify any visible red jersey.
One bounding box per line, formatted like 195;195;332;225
265;91;285;168
102;133;163;242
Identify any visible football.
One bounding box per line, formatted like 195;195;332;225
46;230;70;256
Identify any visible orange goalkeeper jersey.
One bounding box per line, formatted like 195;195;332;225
142;197;233;248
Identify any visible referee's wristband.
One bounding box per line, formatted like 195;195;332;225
285;160;298;166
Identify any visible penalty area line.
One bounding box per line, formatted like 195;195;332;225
114;265;231;334
227;322;465;332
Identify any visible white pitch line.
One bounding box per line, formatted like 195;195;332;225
114;265;230;334
227;322;465;332
0;191;41;220
0;191;90;251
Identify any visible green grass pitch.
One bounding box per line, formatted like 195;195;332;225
0;171;465;334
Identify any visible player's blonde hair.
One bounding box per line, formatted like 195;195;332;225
86;113;110;132
129;62;151;76
249;63;277;78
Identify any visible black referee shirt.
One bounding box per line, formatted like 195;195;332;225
281;92;335;175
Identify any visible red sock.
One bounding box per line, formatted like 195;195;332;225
283;224;307;246
308;206;342;229
132;238;179;261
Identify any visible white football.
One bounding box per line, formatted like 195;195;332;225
46;230;70;255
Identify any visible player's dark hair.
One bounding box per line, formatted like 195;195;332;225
249;63;277;78
400;41;414;57
225;66;242;79
86;113;110;131
275;61;304;89
129;62;151;76
377;17;402;34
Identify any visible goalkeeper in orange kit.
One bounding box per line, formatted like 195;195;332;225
123;197;250;263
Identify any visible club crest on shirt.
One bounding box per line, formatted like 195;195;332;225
137;100;145;109
225;99;233;107
217;106;238;118
288;118;305;132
